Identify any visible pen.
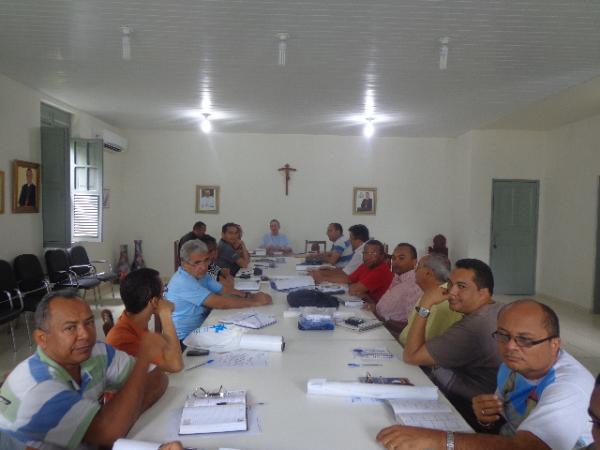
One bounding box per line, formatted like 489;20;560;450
347;363;384;367
185;359;214;372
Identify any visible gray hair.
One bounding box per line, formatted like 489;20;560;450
422;253;451;283
34;289;81;330
180;239;209;262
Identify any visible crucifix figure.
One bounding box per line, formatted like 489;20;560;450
278;163;297;196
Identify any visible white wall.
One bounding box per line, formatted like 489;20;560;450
537;115;600;309
117;130;461;276
0;73;123;266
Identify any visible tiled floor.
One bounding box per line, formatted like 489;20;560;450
1;290;599;377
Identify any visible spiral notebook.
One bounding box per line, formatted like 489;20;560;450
179;390;247;435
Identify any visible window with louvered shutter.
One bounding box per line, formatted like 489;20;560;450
71;139;103;242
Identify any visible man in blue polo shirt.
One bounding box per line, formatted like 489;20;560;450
166;240;272;347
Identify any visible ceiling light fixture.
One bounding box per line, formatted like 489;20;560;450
121;26;132;61
277;32;289;66
363;118;375;138
439;37;449;70
200;113;212;134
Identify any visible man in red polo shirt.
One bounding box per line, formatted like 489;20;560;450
347;240;393;303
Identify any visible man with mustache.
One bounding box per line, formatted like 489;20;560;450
378;299;594;450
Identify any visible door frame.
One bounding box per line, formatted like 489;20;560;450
593;176;600;313
489;179;540;295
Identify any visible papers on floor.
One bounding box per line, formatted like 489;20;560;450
210;351;269;368
387;398;472;432
220;311;277;329
234;279;261;291
307;379;438;400
180;390;247;435
270;275;315;291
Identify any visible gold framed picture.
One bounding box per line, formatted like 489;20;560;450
196;185;219;214
12;160;40;213
353;186;377;215
0;170;5;214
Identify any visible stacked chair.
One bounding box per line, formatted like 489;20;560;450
0;260;25;352
68;245;117;299
44;249;101;307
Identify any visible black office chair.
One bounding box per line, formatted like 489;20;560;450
304;240;327;254
0;260;25;351
13;254;50;342
69;245;117;299
45;249;101;307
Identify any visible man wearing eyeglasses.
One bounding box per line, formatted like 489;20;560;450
377;299;594;450
167;239;272;348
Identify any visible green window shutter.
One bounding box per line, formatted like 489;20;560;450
71;139;103;243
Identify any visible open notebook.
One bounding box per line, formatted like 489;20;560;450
180;390;247;434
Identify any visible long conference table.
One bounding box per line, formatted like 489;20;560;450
128;257;469;449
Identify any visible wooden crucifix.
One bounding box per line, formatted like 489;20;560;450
278;163;297;196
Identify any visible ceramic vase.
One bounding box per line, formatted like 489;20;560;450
131;240;146;271
117;244;130;282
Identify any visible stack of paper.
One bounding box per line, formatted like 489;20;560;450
270;276;315;291
387;398;472;432
234;279;261;291
179;390;247;434
336;294;364;308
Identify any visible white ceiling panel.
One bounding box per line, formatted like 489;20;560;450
1;0;600;136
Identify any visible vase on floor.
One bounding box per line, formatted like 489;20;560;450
117;244;130;282
131;240;146;271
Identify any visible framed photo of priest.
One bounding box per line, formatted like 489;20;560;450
12;160;40;213
196;185;219;214
0;170;4;214
353;187;377;215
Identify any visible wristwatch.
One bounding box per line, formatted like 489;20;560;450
415;305;431;318
446;431;455;450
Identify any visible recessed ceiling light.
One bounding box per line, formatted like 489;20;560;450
363;118;375;138
200;114;212;134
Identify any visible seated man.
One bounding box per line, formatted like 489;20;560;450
346;240;393;303
377;299;595;450
398;253;462;345
260;219;292;255
106;268;183;373
0;290;168;448
167;240;272;346
309;223;353;268
310;224;369;284
200;234;233;287
368;243;423;337
402;258;504;420
178;220;206;254
215;222;250;276
586;374;599;450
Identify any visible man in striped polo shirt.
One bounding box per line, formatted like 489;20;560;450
0;290;168;449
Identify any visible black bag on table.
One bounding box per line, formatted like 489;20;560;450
287;289;339;308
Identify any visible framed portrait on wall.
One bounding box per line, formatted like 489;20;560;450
12;160;40;213
196;185;219;214
353;186;377;215
0;170;4;214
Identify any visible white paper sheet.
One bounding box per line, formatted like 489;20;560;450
210;351;269;368
398;412;472;433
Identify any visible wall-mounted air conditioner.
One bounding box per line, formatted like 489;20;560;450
102;129;128;153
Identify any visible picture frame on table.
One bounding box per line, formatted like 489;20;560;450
353;186;377;215
196;185;219;214
12;160;40;213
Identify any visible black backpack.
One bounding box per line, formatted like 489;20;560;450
287;289;339;308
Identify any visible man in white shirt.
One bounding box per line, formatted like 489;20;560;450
310;224;369;284
377;299;594;450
